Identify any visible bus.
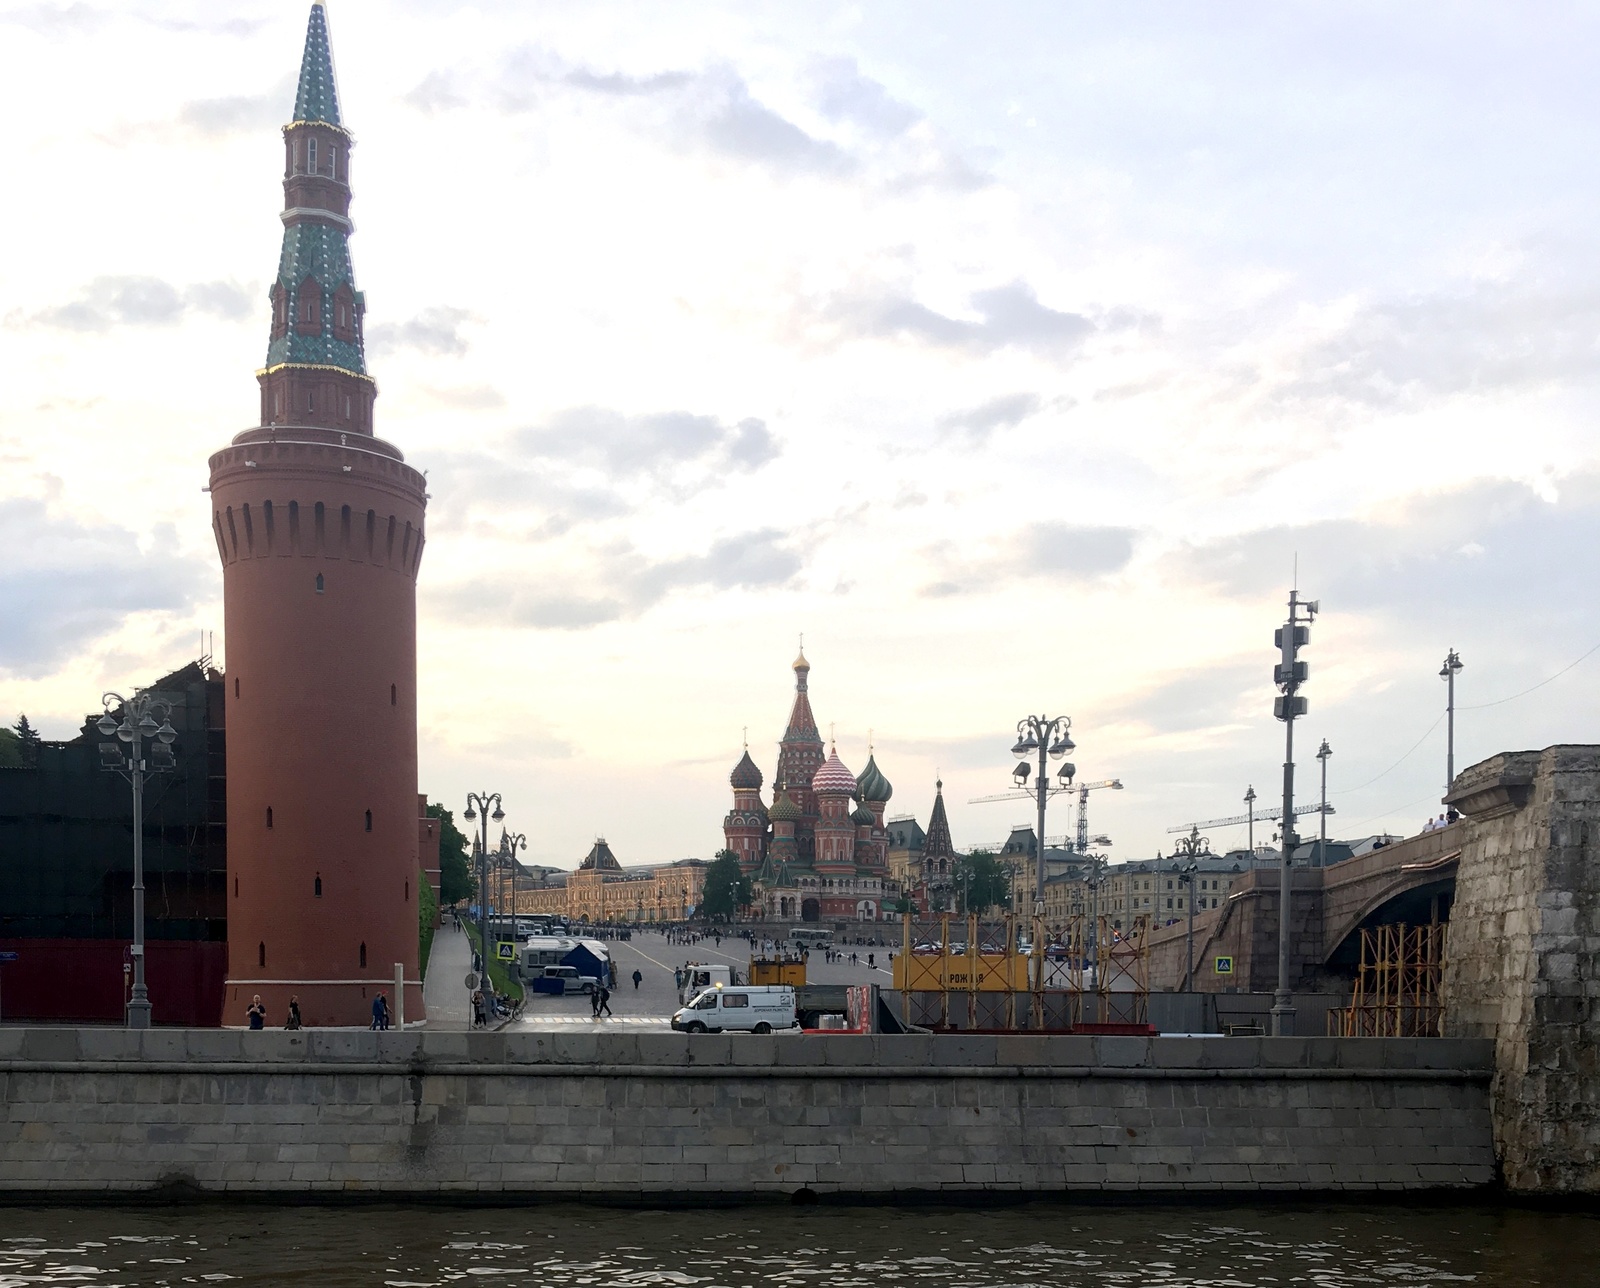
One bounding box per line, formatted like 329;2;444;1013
790;927;833;948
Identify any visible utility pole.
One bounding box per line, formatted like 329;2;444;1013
1271;588;1317;1037
1440;650;1463;801
1316;741;1331;865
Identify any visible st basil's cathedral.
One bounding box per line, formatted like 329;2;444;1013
722;652;901;923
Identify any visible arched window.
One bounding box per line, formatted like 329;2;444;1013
266;806;273;829
258;942;266;968
308;137;318;172
364;809;372;832
359;942;367;968
314;874;322;898
315;572;324;594
390;683;397;706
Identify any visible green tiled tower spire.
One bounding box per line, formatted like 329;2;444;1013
258;3;376;434
293;3;342;126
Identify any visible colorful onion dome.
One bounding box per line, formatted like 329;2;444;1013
811;747;857;796
850;802;875;826
769;788;801;822
856;753;893;803
730;749;763;791
793;648;810;673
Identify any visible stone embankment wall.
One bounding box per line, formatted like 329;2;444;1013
0;1028;1493;1197
1444;745;1600;1194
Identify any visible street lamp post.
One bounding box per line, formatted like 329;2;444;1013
1244;785;1256;857
1170;825;1208;991
1316;741;1332;865
463;792;504;973
1083;854;1108;982
500;830;527;931
1271;588;1317;1037
1440;650;1463;800
1004;713;1081;1024
96;691;179;1029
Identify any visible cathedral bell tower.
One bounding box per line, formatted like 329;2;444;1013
207;3;428;1027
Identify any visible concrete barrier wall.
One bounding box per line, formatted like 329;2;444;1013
0;1028;1496;1197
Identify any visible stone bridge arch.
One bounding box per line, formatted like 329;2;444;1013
1322;854;1458;973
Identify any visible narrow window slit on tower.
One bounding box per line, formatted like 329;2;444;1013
359;943;367;969
266;806;273;829
315;874;322;898
258;942;266;968
391;683;397;706
315;572;325;593
365;809;372;832
234;677;240;699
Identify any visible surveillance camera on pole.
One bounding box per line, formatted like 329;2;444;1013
1271;589;1317;1037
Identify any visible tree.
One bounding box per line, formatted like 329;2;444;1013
700;849;752;923
0;729;22;769
426;802;473;906
953;849;1011;915
1;714;40;768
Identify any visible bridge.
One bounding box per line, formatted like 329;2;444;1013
1144;820;1464;994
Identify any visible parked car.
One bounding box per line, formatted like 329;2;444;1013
537;965;599;995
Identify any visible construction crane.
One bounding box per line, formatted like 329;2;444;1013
970;778;1123;853
1166;801;1333;835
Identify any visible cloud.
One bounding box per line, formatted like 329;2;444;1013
517;408;781;478
824;281;1094;356
808;57;920;135
1264;282;1600;418
435;527;803;630
0;500;203;679
1168;473;1600;632
176;90;283;138
936;392;1042;442
919;522;1138;597
9;277;256;332
366;306;474;357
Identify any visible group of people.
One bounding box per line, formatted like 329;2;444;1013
245;993;303;1030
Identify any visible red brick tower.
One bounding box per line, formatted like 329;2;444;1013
207;3;427;1027
811;745;859;917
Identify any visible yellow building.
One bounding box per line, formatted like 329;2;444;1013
515;839;707;924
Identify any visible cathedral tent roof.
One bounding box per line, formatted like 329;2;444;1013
923;780;955;861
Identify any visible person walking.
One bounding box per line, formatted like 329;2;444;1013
284;995;302;1030
597;984;614;1018
246;995;266;1030
471;989;486;1028
590;984;602;1019
370;991;390;1031
631;968;642;990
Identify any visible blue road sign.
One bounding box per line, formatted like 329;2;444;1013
0;952;18;962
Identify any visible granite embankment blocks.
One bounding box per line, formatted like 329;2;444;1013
0;1029;1495;1196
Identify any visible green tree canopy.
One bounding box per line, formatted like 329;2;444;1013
0;728;23;769
426;802;473;905
700;849;752;923
953;849;1011;915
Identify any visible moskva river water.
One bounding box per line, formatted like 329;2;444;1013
0;1203;1594;1287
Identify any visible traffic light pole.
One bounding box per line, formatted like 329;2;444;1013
1271;589;1317;1038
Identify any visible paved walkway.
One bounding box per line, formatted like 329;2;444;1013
422;920;475;1031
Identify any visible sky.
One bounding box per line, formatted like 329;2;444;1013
2;1;1598;871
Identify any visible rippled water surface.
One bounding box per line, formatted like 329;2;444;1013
0;1204;1594;1287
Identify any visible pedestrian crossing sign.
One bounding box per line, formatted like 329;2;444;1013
1214;955;1234;975
497;941;515;961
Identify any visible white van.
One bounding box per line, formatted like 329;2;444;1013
677;963;733;1006
672;985;797;1034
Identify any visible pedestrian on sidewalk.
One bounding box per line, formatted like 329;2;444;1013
598;984;614;1017
590;984;602;1018
371;992;390;1031
632;969;643;990
284;995;302;1029
246;995;265;1030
